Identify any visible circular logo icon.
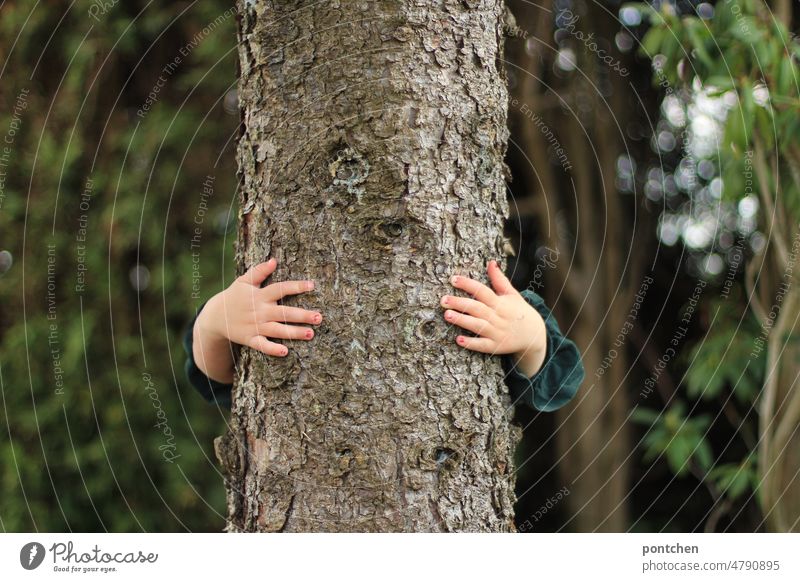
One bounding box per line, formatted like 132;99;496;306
20;542;46;570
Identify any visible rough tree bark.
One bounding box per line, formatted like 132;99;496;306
215;0;522;532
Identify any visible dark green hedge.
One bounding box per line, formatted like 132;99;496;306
0;0;240;531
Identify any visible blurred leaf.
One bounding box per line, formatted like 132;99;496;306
684;293;764;405
729;17;765;44
685;17;714;69
709;458;756;500
639;401;713;477
641;25;667;58
631;406;660;425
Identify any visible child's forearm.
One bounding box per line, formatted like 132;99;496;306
192;310;235;384
512;344;547;378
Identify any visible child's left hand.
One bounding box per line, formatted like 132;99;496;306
440;260;547;378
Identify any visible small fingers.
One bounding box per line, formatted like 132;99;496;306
487;260;517;295
444;310;493;337
267;305;323;325
440;295;493;320
259;322;315;341
263;279;315;302
247;335;288;357
450;274;498;307
455;335;497;354
237;258;277;287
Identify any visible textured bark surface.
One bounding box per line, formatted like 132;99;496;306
219;0;521;532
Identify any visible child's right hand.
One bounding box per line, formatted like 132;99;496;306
193;258;322;382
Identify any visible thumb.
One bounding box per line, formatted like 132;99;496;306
238;258;277;287
487;260;516;295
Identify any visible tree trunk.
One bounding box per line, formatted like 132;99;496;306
217;0;521;532
751;136;800;532
756;1;800;534
767;283;800;532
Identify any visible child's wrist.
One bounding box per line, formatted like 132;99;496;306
512;340;547;378
509;303;547;377
196;294;227;344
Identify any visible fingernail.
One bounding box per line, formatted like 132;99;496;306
282;347;288;355
441;296;449;305
307;281;315;290
306;330;313;339
456;336;465;345
445;311;454;320
314;314;322;323
451;275;459;284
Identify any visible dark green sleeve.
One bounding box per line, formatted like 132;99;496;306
182;300;233;409
501;289;585;412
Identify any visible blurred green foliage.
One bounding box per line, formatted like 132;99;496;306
683;295;766;406
634;0;800;217
0;0;240;531
630;0;799;526
632;401;713;477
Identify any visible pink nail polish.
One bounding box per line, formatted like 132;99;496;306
442;296;449;305
306;330;313;339
457;336;465;344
